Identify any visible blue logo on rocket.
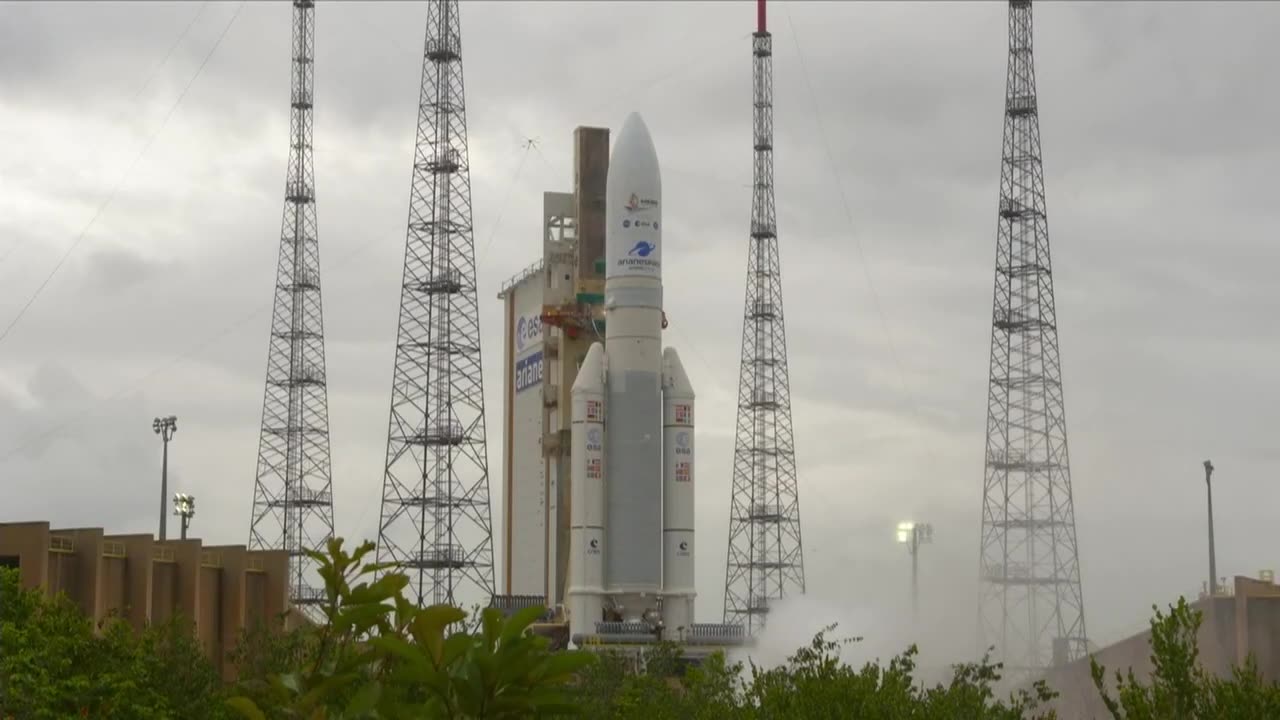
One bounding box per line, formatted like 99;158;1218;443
628;241;655;258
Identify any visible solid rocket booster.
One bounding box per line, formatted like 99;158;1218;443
567;343;606;633
661;347;695;632
567;112;696;640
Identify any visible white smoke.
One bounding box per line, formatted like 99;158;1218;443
726;592;980;688
728;594;875;670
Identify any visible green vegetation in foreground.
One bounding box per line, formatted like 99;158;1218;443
3;538;1280;718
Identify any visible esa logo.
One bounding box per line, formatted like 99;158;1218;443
587;427;603;452
515;314;542;352
675;431;691;456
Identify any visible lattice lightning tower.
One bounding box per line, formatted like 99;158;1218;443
722;0;805;636
248;0;335;618
375;0;495;608
977;0;1088;675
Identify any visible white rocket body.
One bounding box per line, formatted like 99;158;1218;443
661;347;696;632
567;112;696;640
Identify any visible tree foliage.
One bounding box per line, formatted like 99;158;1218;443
1091;597;1280;719
573;625;1058;719
225;538;595;719
0;566;227;719
13;540;1280;719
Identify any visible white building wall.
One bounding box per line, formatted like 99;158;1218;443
502;274;547;595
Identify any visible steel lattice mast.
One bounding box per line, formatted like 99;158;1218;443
248;0;335;618
722;0;805;636
977;0;1087;675
375;0;495;608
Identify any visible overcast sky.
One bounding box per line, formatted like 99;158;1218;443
2;0;1279;669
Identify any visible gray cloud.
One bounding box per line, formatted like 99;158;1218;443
2;0;1278;670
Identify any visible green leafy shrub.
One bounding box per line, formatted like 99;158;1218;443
226;538;595;719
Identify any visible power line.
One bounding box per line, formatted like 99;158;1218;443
783;9;916;412
476;139;536;265
0;2;210;270
0;8;746;462
0;1;245;347
120;2;212;118
0;131;542;468
581;31;749;120
0;301;269;464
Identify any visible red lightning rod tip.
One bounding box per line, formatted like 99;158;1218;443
757;0;766;33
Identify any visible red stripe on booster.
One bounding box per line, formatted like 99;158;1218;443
757;0;766;33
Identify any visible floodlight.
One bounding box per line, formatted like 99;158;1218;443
173;493;195;517
896;521;915;544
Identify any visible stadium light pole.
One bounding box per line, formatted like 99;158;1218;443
897;521;933;626
173;493;195;540
1204;460;1217;596
153;416;177;540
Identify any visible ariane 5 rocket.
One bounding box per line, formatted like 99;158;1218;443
567;112;697;640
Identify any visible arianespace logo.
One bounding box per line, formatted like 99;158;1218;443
628;241;655;258
515;351;543;394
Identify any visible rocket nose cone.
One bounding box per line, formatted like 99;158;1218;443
621;111;648;136
617;112;657;159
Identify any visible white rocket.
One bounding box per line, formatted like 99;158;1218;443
567;112;696;640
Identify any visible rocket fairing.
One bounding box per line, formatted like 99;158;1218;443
567;112;697;640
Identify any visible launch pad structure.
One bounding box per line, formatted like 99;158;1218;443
493;123;745;661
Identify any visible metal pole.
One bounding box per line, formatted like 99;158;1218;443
160;435;169;541
1205;460;1216;595
911;530;919;626
180;513;189;540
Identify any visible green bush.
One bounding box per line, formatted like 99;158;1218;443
573;626;1057;719
12;539;1280;719
1092;597;1280;719
0;566;227;719
225;538;595;719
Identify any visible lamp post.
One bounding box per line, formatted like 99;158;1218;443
897;521;933;626
152;416;177;540
1204;459;1216;596
173;493;195;540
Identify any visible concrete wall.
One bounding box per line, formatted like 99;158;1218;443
1044;576;1280;719
199;566;223;668
152;560;177;625
259;549;290;629
207;545;247;681
0;521;49;589
100;556;127;620
47;550;77;599
0;521;295;681
61;527;105;622
111;533;154;631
